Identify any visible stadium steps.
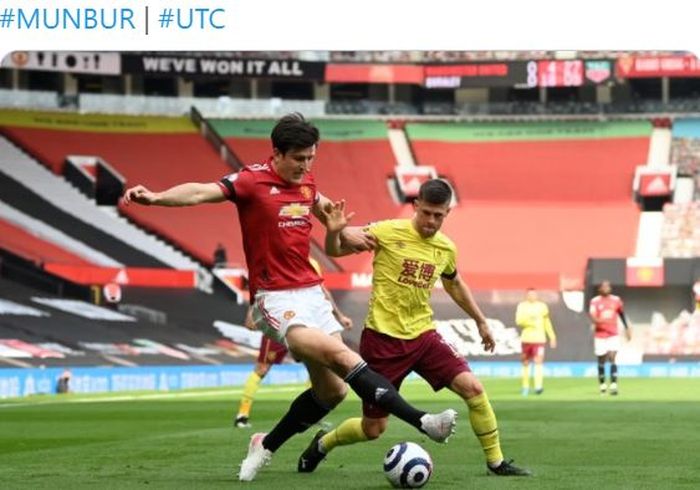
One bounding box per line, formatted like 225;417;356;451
646;127;672;168
0;201;121;267
632;127;673;258
0;136;200;270
388;127;416;168
635;212;664;258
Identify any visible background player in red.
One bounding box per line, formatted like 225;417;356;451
589;280;632;395
123;113;457;482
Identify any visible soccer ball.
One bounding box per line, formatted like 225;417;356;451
383;442;433;488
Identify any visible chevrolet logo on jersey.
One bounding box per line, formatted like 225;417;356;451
279;203;310;218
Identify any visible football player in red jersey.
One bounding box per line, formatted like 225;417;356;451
123;113;458;481
589;280;632;395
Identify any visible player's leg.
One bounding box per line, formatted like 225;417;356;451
298;415;388;473
449;372;531;476
299;327;415;473
594;336;608;394
414;330;531;476
533;345;545;395
607;350;619;395
262;355;347;453
520;350;531;396
235;361;271;428
286;325;455;441
239;350;346;481
237;336;287;427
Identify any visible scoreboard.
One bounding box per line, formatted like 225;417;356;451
537;60;584;87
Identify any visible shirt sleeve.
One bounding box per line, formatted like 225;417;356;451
218;170;254;203
365;220;391;245
440;245;457;280
544;305;556;341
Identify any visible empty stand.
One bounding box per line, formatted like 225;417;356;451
0;170;165;268
404;121;651;288
661;202;700;257
0;218;93;267
0;201;120;266
1;111;240;268
0;276;247;367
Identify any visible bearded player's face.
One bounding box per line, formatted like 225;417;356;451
273;145;316;184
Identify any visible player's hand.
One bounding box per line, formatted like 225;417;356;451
337;314;353;330
122;185;158;206
625;329;632;341
320;200;355;233
244;308;257;330
340;227;377;252
550;339;557;349
477;321;495;353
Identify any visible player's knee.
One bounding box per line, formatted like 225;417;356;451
255;363;271;377
362;418;387;440
328;348;362;375
452;372;483;399
316;384;347;408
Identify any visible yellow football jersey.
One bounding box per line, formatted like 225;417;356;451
515;300;556;344
365;219;457;339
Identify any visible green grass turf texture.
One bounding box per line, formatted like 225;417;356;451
1;377;699;489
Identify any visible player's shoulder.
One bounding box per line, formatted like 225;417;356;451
244;162;273;176
610;294;623;303
590;295;602;304
368;218;410;233
433;230;457;251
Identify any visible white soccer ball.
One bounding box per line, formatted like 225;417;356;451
383;442;433;488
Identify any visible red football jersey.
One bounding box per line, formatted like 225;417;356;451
589;294;624;338
218;161;322;296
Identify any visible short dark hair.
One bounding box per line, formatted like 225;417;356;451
271;112;320;154
418;179;452;205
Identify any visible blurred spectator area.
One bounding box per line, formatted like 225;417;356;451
661;201;700;257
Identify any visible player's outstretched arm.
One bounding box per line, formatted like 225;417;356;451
315;194;375;256
122;182;226;207
443;273;496;352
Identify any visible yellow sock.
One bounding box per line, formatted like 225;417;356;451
466;393;504;465
521;364;531;391
237;371;262;417
319;417;368;453
534;363;544;391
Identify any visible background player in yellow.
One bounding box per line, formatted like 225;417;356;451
298;179;531;477
515;289;557;396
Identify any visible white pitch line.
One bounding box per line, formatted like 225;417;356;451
0;385;303;409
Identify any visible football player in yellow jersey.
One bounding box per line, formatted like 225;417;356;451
234;257;354;428
515;289;557;396
299;179;531;477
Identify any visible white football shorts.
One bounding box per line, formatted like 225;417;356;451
594;335;621;356
251;285;343;345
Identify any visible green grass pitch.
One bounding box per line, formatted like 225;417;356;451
1;378;699;489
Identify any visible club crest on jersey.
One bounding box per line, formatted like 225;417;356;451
283;310;296;320
279;203;310;217
299;186;312;199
